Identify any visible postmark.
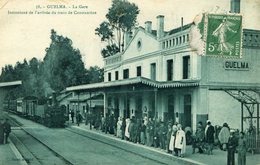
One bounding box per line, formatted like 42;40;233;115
203;13;243;58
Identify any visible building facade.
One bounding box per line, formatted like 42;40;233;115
67;15;260;131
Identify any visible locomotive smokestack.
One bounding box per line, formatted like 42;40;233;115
181;17;183;31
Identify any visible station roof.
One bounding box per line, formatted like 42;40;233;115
66;77;199;92
225;90;260;104
167;23;193;35
0;80;22;88
68;93;103;102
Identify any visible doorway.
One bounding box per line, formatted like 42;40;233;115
184;95;192;127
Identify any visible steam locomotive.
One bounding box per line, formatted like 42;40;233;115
3;94;67;128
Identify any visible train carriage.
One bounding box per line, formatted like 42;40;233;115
3;99;17;112
22;96;38;118
3;94;66;128
16;98;23;114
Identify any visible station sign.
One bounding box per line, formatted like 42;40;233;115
224;61;249;70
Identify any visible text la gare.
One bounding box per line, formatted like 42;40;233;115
72;5;88;9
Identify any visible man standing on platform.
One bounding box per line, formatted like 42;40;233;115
0;118;4;144
237;131;247;165
227;130;237;165
70;110;75;123
205;120;215;155
3;118;11;144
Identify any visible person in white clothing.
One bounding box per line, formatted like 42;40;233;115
117;117;123;138
169;124;178;155
174;124;186;157
124;118;130;140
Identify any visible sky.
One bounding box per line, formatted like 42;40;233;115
0;0;259;72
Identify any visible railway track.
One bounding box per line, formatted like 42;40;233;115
8;117;74;165
6;113;187;165
65;127;169;165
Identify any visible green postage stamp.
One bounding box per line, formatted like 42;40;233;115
204;13;243;57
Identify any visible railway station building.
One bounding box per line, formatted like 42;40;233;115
67;14;260;132
66;92;103;117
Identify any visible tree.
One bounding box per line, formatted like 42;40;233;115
27;58;47;97
29;57;39;74
0;29;104;99
101;44;120;58
86;66;104;83
95;0;139;57
43;29;88;92
0;58;39;97
95;21;114;44
0;65;15;81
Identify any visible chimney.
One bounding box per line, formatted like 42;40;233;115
145;21;152;33
181;17;183;31
156;15;164;39
230;0;240;13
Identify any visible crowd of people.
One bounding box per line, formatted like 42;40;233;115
192;121;248;165
0;118;11;145
71;112;249;164
99;114;187;157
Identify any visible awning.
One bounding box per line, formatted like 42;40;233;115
66;77;199;92
68;93;103;102
68;95;91;102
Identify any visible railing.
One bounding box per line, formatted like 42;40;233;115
245;133;260;154
161;33;190;50
243;29;260;48
104;54;122;65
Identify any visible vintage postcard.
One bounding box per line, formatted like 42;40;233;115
0;0;260;165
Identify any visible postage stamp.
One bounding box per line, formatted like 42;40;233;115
203;13;243;58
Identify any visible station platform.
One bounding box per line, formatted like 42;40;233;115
70;122;260;165
2;112;260;165
0;113;27;165
0;140;27;165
